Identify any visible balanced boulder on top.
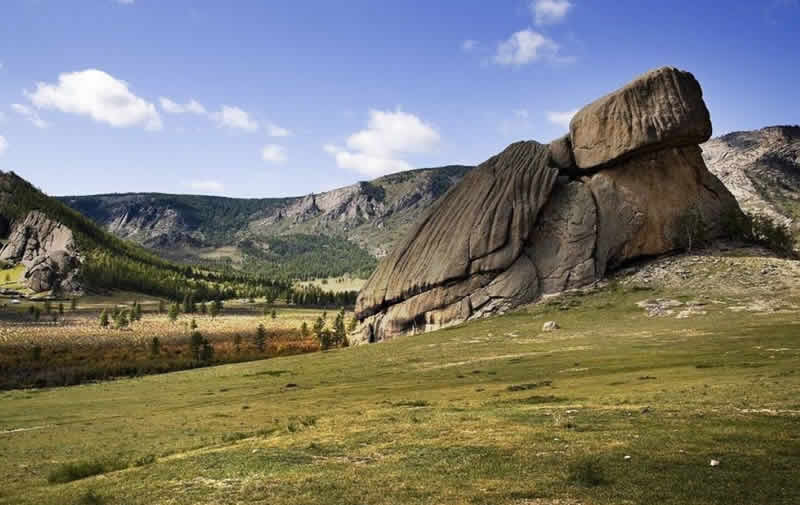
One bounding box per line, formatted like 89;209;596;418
353;66;740;344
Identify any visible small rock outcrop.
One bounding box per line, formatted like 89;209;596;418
353;66;741;344
0;210;82;293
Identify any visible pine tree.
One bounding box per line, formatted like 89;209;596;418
300;321;309;337
158;300;165;314
209;302;219;320
70;298;77;311
190;331;204;360
99;308;110;328
254;323;267;352
271;309;277;319
115;310;129;329
347;316;358;333
150;337;161;357
58;303;64;315
333;309;346;346
190;318;198;331
200;302;207;315
168;303;179;323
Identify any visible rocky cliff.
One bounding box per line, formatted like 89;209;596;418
702;125;800;231
353;67;741;343
0;210;82;293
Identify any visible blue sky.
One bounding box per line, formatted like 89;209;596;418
0;0;798;198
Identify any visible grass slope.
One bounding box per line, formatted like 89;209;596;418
0;283;798;504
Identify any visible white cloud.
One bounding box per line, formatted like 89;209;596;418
188;180;224;193
495;29;559;65
267;122;291;137
532;0;572;25
0;135;7;156
25;69;162;130
185;99;207;115
546;108;578;129
325;109;440;177
213;105;259;132
116;0;135;4
11;103;49;128
262;144;287;163
159;97;208;115
462;39;478;51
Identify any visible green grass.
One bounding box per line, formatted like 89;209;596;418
0;263;27;292
0;284;798;504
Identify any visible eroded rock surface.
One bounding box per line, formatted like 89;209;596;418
353;66;741;344
570;66;712;170
0;210;81;293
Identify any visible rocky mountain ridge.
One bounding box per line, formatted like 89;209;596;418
702;125;800;231
60;165;471;263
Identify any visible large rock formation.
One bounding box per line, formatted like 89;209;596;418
353;66;740;344
0;210;82;293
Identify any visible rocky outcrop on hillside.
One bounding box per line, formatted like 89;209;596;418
0;210;82;293
353;67;741;344
702;125;800;230
61;166;471;260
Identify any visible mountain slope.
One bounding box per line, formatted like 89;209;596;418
702;125;800;231
59;165;472;277
0;171;289;299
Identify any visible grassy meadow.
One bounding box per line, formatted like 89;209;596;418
0;282;798;504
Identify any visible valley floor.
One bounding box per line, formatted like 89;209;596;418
1;248;799;504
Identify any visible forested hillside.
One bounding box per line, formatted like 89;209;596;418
0;171;356;305
60;165;472;278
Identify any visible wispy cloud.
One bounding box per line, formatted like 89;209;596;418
462;39;478;52
546;108;578;129
324;108;440;177
25;69;162;130
532;0;572;25
267;122;291;137
11;103;49;128
159;97;207;116
213;105;259;132
116;0;135;5
262;144;287;163
495;29;559;65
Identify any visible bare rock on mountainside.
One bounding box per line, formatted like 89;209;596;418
702;125;800;230
353;66;740;344
59;166;472;261
0;209;82;293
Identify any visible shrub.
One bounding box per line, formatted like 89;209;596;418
567;456;607;487
675;205;708;252
79;489;106;505
47;460;108;484
751;213;794;256
133;454;156;467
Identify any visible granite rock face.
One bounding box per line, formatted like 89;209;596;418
353;67;740;344
570;66;712;170
0;210;82;293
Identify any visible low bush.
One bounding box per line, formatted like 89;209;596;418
48;460;111;484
